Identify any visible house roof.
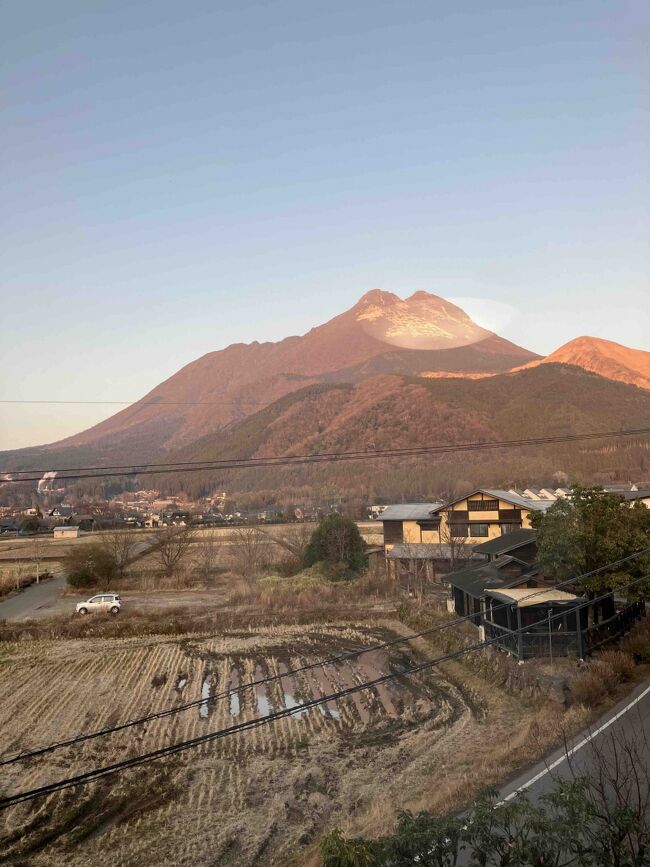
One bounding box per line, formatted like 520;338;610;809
471;528;537;556
619;489;650;501
387;543;443;560
440;488;555;513
50;505;73;516
380;503;442;521
445;562;538;598
482;489;555;511
485;587;578;607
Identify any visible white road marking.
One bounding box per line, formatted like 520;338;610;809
500;682;650;804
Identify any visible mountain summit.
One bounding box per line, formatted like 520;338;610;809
3;291;536;466
519;336;650;391
354;290;492;350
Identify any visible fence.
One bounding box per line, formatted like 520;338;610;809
584;599;646;653
484;599;645;661
483;621;580;660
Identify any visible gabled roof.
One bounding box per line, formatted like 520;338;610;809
445;561;541;598
439;488;555;513
380;503;442;521
482;489;555;511
471;528;536;556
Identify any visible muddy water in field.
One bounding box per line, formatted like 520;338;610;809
229;666;240;716
336;664;371;724
254;664;272;716
356;650;399;718
306;662;341;720
278;662;308;719
199;673;211;719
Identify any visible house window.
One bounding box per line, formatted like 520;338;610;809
449;523;469;537
468;499;499;511
501;522;522;534
383;521;403;544
417;520;440;531
469;523;489;537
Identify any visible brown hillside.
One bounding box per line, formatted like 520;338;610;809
159;364;650;502
517;337;650;390
3;291;536;468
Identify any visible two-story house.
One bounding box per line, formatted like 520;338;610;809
380;489;555;584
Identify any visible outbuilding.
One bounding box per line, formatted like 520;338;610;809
53;525;80;539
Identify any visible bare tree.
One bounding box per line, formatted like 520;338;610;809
153;526;195;585
260;523;312;572
12;559;26;592
563;708;650;864
230;526;271;578
97;530;138;579
439;514;471;570
195;530;221;581
398;542;432;600
30;537;47;584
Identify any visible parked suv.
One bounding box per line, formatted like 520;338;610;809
76;593;121;615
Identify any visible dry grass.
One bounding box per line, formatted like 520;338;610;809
0;622;485;866
570;649;637;706
229;568;398;614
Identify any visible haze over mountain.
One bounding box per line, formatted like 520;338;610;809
1;291;536;468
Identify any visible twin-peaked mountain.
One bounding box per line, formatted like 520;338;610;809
2;291;649;485
6;291;536;465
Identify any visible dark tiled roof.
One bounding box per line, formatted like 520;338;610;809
445;562;540;598
471;528;537;556
380;503;442;521
387;543;442;560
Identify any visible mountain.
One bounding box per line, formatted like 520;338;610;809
1;291;537;469
158;364;650;500
521;337;650;391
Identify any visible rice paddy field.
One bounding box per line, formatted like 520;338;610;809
0;620;520;866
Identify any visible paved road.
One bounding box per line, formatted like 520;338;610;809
0;571;68;620
454;679;650;864
496;678;650;804
0;537;155;621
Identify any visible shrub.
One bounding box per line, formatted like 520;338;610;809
570;651;634;706
64;543;117;590
597;649;635;681
66;570;98;590
304;515;366;577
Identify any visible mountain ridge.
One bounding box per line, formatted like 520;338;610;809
517;336;650;391
3;290;535;467
156;364;650;500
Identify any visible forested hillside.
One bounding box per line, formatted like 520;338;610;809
150;364;650;504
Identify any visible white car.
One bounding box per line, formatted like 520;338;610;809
76;593;121;616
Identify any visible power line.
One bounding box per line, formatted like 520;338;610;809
0;399;249;406
0;574;646;811
3;427;649;483
4;549;646;768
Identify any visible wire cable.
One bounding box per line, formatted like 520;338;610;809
3;427;649;482
0;574;646;811
1;549;646;766
2;547;647;767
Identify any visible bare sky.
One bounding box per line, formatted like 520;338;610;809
1;0;648;450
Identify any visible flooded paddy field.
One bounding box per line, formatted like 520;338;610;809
0;622;528;866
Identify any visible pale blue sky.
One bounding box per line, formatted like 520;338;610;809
1;0;648;449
